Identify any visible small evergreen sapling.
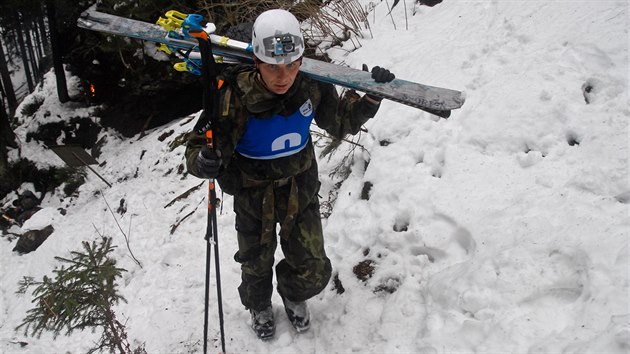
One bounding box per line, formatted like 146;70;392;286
16;237;144;354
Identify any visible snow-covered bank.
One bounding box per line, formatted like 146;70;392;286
1;1;628;353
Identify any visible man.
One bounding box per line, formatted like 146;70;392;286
185;9;394;340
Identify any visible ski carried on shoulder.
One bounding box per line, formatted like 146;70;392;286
77;9;465;117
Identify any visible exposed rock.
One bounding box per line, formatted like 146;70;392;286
13;225;55;254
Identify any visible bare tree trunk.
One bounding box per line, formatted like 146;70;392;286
45;0;69;103
25;26;40;83
0;95;17;192
32;19;44;63
37;5;50;55
37;6;50;55
15;11;35;93
0;37;18;116
7;32;17;66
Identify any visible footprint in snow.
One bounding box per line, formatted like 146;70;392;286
403;213;477;264
520;247;590;305
436;213;477;255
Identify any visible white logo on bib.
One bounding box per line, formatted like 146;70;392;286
299;99;313;117
271;133;302;152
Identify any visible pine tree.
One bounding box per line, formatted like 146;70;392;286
16;237;145;354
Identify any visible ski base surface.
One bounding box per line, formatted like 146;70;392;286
77;10;465;117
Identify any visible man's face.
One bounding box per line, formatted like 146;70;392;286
257;59;302;95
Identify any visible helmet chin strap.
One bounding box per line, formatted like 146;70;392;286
257;72;271;91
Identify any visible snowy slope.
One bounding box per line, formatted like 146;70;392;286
1;1;629;353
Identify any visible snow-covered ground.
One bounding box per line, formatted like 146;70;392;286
1;1;629;353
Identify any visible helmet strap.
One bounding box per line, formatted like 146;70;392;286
253;58;270;90
254;57;263;75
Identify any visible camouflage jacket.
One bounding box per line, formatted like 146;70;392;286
186;66;379;243
185;64;380;239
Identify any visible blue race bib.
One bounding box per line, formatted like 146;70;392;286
236;99;314;159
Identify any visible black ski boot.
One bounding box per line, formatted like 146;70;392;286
281;296;310;332
250;306;275;340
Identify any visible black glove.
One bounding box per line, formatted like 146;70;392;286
196;146;222;179
362;64;396;103
363;64;395;83
419;0;443;7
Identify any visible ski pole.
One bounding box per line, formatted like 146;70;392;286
200;131;225;354
184;14;226;354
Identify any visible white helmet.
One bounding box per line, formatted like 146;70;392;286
252;9;304;64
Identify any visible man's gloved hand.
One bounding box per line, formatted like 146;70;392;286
362;64;396;103
372;66;395;83
363;64;395;83
419;0;443;7
196;146;222;179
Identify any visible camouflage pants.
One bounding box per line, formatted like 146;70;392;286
233;184;332;311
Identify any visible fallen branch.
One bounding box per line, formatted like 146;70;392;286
170;198;205;235
164;181;205;208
